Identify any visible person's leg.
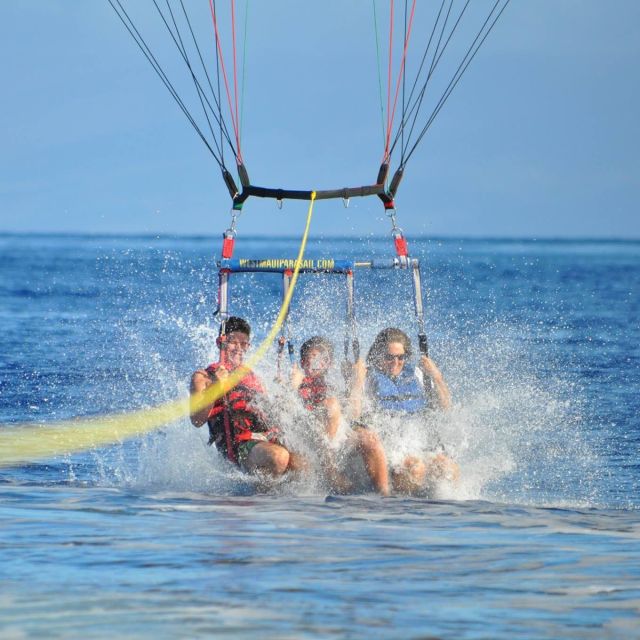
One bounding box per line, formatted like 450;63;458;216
322;449;354;494
244;441;290;476
391;456;427;494
286;451;309;474
354;429;390;496
425;453;460;483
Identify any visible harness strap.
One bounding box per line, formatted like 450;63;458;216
222;410;237;463
410;259;428;356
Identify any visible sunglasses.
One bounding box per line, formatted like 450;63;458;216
384;353;407;362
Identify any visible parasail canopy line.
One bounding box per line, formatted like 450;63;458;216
386;0;513;168
107;2;512;211
107;0;238;172
208;0;243;163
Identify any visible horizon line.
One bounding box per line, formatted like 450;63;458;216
1;230;639;243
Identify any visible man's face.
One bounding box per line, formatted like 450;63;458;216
301;347;331;378
222;331;250;368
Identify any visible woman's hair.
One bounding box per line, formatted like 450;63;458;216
300;336;334;362
366;327;412;370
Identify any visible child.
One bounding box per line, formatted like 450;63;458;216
292;337;389;496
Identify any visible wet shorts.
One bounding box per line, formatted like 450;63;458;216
236;439;263;466
235;432;282;468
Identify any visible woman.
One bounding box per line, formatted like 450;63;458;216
354;327;458;494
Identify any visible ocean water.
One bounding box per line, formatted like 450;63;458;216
1;233;639;638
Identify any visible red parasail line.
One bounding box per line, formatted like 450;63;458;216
208;0;243;163
385;0;417;161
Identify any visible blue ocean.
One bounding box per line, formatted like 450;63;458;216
1;233;639;638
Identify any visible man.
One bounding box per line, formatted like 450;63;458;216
190;316;298;476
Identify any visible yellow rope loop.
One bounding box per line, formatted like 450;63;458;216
0;193;318;468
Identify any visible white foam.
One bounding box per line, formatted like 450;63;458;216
93;268;600;506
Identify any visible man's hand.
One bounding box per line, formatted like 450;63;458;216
214;365;229;382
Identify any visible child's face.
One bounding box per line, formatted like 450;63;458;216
301;347;331;377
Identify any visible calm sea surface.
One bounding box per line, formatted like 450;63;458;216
1;233;639;638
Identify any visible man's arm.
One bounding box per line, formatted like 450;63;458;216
189;368;223;427
419;356;451;410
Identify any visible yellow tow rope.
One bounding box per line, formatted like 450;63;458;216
0;194;317;468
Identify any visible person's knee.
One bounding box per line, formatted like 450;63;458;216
357;429;383;455
403;456;427;483
286;451;308;473
248;443;290;475
428;453;459;482
267;444;290;474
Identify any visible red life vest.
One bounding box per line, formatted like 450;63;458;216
298;374;329;412
205;363;278;463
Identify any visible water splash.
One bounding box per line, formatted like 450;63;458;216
91;277;601;508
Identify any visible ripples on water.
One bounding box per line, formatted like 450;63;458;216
2;487;639;638
1;234;639;638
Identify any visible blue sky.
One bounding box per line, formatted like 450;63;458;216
1;1;639;239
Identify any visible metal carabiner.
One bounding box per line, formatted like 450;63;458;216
386;207;401;235
226;207;242;236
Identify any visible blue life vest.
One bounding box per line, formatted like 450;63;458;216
367;367;428;414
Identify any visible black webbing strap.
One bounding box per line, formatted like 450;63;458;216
233;183;385;207
227;161;404;209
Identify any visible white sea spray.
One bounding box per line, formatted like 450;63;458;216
93;263;600;507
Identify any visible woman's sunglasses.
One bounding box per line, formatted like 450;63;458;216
384;353;407;362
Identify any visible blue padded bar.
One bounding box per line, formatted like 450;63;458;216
219;257;419;273
220;258;355;274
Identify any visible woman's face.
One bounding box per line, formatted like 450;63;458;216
382;340;407;378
